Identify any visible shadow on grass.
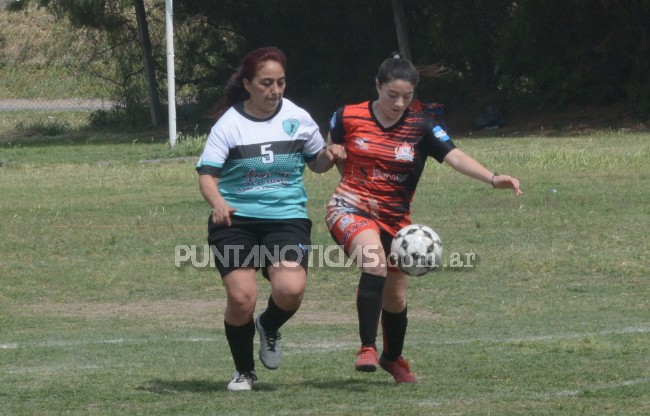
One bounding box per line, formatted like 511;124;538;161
138;376;389;394
303;377;394;392
137;378;278;394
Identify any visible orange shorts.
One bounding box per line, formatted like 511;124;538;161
327;211;401;258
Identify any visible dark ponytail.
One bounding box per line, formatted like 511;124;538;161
376;53;419;87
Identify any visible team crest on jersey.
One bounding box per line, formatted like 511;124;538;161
354;137;370;150
394;141;415;161
282;118;300;137
337;214;355;231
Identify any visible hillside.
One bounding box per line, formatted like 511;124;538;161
0;4;107;99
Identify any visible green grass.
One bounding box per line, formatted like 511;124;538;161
1;131;649;415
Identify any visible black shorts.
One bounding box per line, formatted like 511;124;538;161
207;216;312;279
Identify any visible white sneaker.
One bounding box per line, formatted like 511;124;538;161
227;370;257;392
255;316;282;370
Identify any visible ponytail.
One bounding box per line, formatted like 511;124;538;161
376;52;419;87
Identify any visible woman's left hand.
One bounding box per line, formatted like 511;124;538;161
492;174;523;196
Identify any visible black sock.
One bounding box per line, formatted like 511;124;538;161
381;306;408;361
259;295;297;333
224;320;255;373
357;272;386;349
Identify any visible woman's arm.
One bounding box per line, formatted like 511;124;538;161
443;148;523;195
306;134;347;173
198;174;237;226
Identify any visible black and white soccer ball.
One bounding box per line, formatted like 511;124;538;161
389;224;443;276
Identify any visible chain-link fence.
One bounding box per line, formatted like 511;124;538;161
0;99;114;113
1;2;115;115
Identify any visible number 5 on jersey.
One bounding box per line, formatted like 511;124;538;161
261;144;274;164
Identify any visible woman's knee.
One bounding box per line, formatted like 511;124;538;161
227;290;257;313
269;266;306;307
223;269;258;315
359;251;389;277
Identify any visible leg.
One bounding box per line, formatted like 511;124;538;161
348;229;389;371
255;261;306;370
327;213;393;371
259;261;307;333
255;217;311;370
222;268;258;374
381;267;408;359
379;268;416;383
350;229;387;347
209;217;263;391
266;260;307;320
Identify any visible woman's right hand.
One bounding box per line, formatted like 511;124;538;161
326;143;347;162
211;200;237;226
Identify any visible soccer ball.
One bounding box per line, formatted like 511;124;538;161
390;224;443;276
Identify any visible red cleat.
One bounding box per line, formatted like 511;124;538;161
379;354;417;383
355;346;379;372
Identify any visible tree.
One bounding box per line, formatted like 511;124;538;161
497;0;650;111
391;0;412;61
172;0;400;124
12;0;650;131
33;0;164;127
133;0;162;127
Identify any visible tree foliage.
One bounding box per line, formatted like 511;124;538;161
173;0;400;126
497;0;650;113
9;0;650;129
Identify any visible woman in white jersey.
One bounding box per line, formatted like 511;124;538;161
196;47;343;391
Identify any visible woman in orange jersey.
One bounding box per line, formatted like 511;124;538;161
325;55;522;383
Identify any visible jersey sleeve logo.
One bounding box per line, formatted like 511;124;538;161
329;112;338;130
394;141;415;161
282;119;300;138
432;125;451;142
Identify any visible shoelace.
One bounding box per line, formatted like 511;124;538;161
235;371;258;382
263;330;281;351
396;358;411;372
357;347;376;356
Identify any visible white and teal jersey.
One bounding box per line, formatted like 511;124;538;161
196;98;325;219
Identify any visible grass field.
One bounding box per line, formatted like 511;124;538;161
1;122;649;415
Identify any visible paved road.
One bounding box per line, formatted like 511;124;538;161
0;99;114;112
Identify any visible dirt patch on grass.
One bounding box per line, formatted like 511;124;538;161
14;299;222;328
13;298;444;327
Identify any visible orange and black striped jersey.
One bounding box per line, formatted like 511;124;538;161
327;101;456;232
